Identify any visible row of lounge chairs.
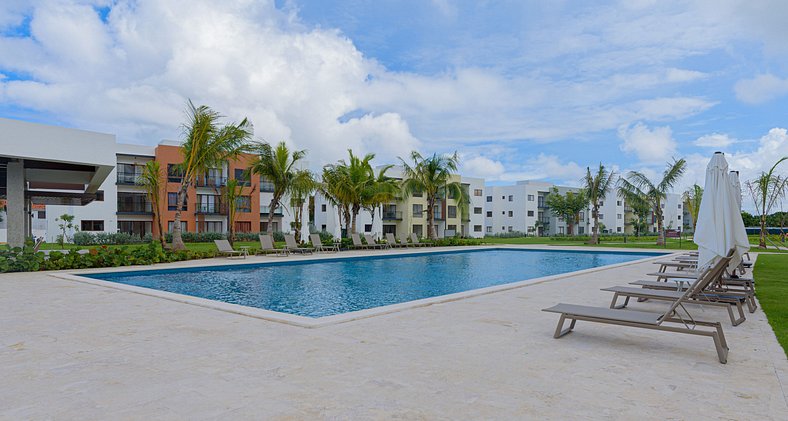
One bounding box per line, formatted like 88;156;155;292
214;232;434;258
543;249;755;364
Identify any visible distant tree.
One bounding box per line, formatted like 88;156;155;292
220;178;256;246
682;184;703;231
136;161;166;248
288;170;318;242
582;163;616;244
627;194;652;237
618;158;686;245
248;141;308;235
740;211;758;227
545;187;588;236
56;214;78;247
747;157;788;248
363;165;401;231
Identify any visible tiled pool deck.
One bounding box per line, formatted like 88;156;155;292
1;245;787;419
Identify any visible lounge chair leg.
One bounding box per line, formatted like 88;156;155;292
553;314;576;338
746;295;757;313
728;302;746;326
610;293;629;309
713;332;728;364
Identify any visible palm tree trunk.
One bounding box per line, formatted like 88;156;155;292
759;215;767;248
427;198;435;240
171;185;188;251
656;209;665;246
351;207;358;234
591;207;599;244
154;208;166;249
267;197;277;235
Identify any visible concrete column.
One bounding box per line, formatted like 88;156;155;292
6;161;26;248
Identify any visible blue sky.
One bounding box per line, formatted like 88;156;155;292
1;0;788;194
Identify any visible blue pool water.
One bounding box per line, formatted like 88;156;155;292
86;249;662;318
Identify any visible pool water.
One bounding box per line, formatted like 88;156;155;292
86;249;661;318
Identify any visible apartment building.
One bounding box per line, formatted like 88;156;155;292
44;141;305;242
313;167;485;239
622;192;683;235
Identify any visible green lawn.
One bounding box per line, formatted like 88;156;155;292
753;254;788;356
481;236;699;250
37;241;283;253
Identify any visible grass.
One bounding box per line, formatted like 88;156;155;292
483;235;788;253
37;241;284;253
753;254;788;356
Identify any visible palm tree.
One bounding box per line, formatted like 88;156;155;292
221;178;243;246
618;158;686;245
171;100;254;251
320;165;352;237
582;163;616;244
545;187;588;236
747;157;788;248
136;161;166;248
682;184;703;231
363;165;401;233
322;150;376;234
288;170;318;241
400;151;467;240
626;194;651;237
248;141;307;235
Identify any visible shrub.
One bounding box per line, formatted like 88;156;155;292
431;237;482;247
73;231;149;246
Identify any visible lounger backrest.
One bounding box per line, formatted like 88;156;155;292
386;233;397;245
284;234;299;248
364;234;377;245
398;231;409;244
214;239;233;252
309;233;322;247
259;234;275;250
351;233;363;246
410;233;420;244
659;250;734;321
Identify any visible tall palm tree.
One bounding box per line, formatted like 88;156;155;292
400;151;467;240
171;100;254;251
288;170;318;241
618;158;686;245
221;178;242;246
545;187;588;236
582;163;616;244
136;161;166;248
248;141;307;235
322;150;376;234
363;165;401;232
747;156;788;248
320;165;352;237
682;184;703;231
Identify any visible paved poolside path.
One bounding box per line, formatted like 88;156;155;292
1;247;787;419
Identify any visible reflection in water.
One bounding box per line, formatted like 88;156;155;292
93;250;655;318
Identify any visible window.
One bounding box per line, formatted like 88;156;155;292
321;224;327;231
508;195;513;202
474;207;483;214
80;220;104;231
617;227;622;232
447;224;457;231
448;206;457;218
501;196;505;200
598;213;604;219
412;224;423;236
661;203;665;209
474;225;482;232
502;226;505;231
677;215;682;220
413;190;423;197
559;226;565;234
474;189;483;196
617;200;622;206
486;211;492;217
508;226;513;232
527;210;534;217
167;192;188;211
413;204;423;216
486;196;492;202
599;201;604;206
502;211;505;215
234;168;251;186
578;226;584;234
321;204;327;212
235;221;252;233
195;194;221;214
508;211;513;217
118;221;151;237
260;221;279;232
579;212;584;220
527;195;534;201
364;224;373;232
236;196;252;213
260;177;275;192
617;213;622;219
37;210;46;219
167;164;183;183
167;221;188;233
201;221;223;233
486;226;492;233
678;203;682;209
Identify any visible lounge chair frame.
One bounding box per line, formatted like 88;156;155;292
310;234;339;253
214;239;248;259
284;234;314;254
258;234;289;256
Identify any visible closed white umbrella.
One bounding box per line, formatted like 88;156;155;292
729;171;742;211
694;152;750;270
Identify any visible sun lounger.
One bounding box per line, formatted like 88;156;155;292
410;233;430;247
259;234;289;256
351;233;371;249
542;257;731;364
385;233;406;248
214;239;248;259
398;231;412;247
364;233;389;249
284;234;313;254
310;234;339;253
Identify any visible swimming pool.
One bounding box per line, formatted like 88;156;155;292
84;248;662;318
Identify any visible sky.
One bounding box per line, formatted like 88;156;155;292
1;0;788;208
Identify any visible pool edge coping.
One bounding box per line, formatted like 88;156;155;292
48;245;675;328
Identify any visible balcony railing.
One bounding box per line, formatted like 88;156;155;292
261;206;284;216
260;181;275;193
196;176;227;188
195;203;225;214
116;172;141;185
117;201;152;214
433;211;445;221
382;211;402;220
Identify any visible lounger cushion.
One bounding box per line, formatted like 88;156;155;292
542;304;662;325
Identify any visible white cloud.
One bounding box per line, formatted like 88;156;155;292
665;68;707;83
618;122;677;163
694;133;735;148
734;74;788;104
462;156;505;179
496;154;584;186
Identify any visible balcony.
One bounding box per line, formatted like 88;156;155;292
433;211;445;221
382;211;402;220
195;203;225;214
196;176;227;188
260;180;275;193
116;171;141;185
116;200;152;214
260;206;284;216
